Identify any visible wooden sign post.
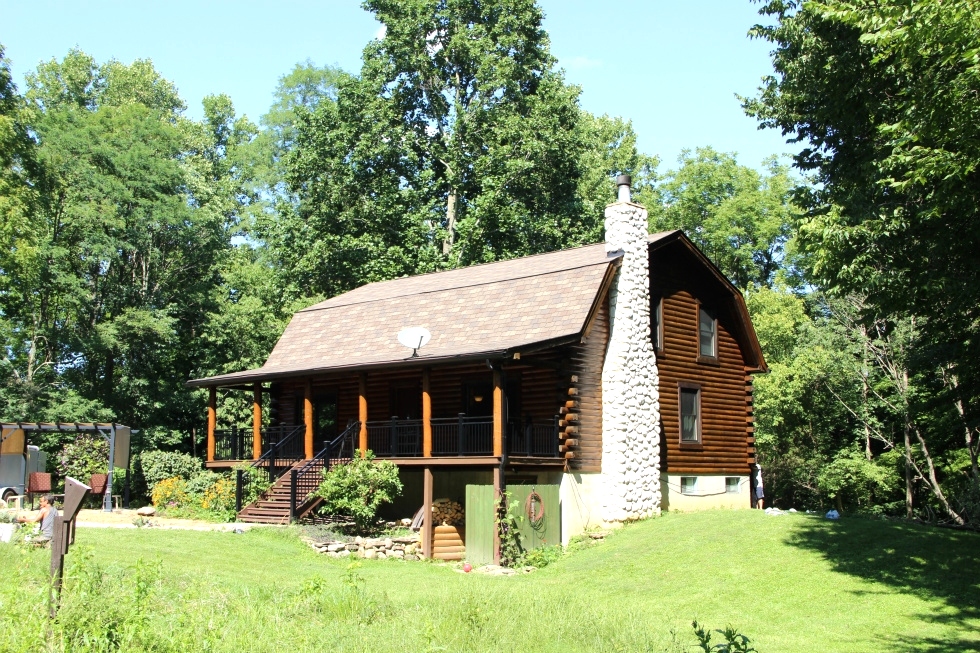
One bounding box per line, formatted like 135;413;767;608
50;477;90;617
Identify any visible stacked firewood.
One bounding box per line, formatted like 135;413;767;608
431;499;464;526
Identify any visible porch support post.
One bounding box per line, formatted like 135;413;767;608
493;465;502;565
252;383;262;460
422;368;432;457
492;369;503;457
422;466;434;559
358;373;368;457
304;380;314;459
207;387;216;462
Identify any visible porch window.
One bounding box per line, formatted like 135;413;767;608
679;385;701;444
698;306;717;359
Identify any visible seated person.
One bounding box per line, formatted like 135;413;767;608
17;494;57;545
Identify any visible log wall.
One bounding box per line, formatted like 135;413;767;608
652;271;755;475
563;297;608;473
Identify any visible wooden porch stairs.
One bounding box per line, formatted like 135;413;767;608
236;461;325;524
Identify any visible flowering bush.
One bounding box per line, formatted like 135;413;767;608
58;435;108;483
201;476;235;513
151;477;189;508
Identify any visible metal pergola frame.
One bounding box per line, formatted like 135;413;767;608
1;423;134;512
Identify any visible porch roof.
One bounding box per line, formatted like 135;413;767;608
186;238;656;387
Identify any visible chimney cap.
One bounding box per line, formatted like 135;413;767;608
615;174;632;187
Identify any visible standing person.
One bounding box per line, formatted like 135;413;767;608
754;464;765;509
17;494;57;545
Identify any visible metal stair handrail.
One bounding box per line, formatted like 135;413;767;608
289;420;361;521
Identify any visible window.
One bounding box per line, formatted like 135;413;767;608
725;477;740;494
679;385;701;444
698;306;717;359
651;295;663;351
680;477;697;495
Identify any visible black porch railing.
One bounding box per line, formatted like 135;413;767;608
508;416;560;457
235;424;305;512
288;420;360;521
431;415;494;456
366;418;423;457
213;426;249;461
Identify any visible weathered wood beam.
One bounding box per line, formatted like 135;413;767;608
422;466;433;559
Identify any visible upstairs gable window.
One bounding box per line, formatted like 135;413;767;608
698;306;717;360
651;295;663;352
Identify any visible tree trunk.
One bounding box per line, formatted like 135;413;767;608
904;424;913;519
912;422;965;525
949;374;980;483
443;190;457;255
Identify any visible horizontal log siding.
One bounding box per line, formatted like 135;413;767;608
565;297;608;473
266;359;566;442
654;287;753;475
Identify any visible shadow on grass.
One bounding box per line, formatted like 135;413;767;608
785;516;980;652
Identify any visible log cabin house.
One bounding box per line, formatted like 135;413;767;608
187;177;767;556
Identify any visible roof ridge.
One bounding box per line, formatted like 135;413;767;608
299;242;612;313
300;254;619;313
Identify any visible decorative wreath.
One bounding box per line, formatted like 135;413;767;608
525;489;545;526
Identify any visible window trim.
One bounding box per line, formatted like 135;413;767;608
696;301;719;364
677;382;703;447
651;294;664;353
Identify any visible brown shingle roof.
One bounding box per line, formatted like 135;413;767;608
188;240;639;387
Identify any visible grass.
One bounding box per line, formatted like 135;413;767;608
0;510;977;652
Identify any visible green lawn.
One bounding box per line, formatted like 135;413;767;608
1;511;977;652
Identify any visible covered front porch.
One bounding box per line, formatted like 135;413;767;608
203;357;574;469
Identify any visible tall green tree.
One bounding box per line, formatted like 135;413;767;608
646;148;797;289
743;0;980;486
274;0;644;299
0;50;261;453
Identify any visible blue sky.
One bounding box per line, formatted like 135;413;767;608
1;0;793;172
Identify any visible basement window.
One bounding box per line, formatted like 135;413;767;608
680;477;697;495
725;477;740;494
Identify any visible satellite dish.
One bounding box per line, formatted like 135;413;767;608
397;327;431;358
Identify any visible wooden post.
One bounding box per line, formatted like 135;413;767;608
493;466;502;565
252;383;262;460
358;373;368;457
422;368;432;457
492;369;503;457
304;380;314;460
207;387;216;462
422;466;434;559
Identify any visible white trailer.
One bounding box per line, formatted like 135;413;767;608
0;427;47;502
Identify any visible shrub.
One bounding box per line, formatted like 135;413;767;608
140;450;202;489
151;477;189;508
58;435;109;483
315;452;402;532
185;471;221;496
234;463;273;506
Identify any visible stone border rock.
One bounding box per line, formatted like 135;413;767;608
305;534;421;560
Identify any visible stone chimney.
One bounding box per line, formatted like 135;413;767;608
600;175;662;521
